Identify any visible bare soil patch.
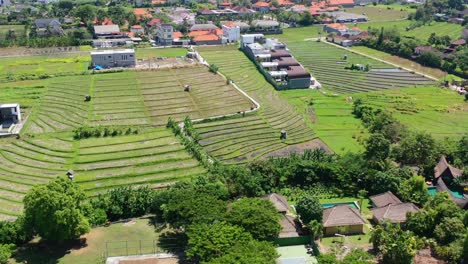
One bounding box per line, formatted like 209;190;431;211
264;138;333;158
414;248;446;264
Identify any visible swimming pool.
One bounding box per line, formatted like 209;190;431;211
321;201;360;210
427;186;465;199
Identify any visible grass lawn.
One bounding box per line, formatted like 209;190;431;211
11;218;164;264
320;224;373;250
350;46;447;79
135;47;188;59
281;89;365;154
273;26;321;42
345;5;410;21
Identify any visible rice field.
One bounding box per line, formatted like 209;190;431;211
0;62;257;219
345;5;410;21
0;128;206;220
195;45;317;164
287;41;434;94
137;66;253;125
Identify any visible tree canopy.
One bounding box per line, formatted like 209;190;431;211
295;195;323;224
225;198;281;241
23;177;90;241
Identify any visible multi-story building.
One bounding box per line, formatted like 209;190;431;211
91;49;136;68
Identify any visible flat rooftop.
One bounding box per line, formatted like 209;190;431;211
91;49;135;55
0;103;19;108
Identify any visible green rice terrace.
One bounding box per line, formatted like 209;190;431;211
287;41;435;94
0;63;257;220
195;45;319;164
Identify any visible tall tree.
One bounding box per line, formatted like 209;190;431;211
295;195;323;224
398;175;429;206
370;224;418;264
225;198;281;241
186;222;253;262
23;177;90;241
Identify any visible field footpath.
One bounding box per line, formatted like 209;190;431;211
318;39;439;81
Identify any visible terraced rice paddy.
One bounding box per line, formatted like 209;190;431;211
287;41;434;93
137;67;252;125
196;45;317;163
92;72;151;127
0;128;205;220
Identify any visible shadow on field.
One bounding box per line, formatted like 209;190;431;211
13;238;87;264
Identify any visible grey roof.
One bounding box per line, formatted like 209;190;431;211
434;156;463;179
279;215;303;238
190;24;218;31
233;21;250;28
323;205;367;227
371;203;419;224
262;193;290;213
0;0;11;7
252;20;279;27
94;25;120;34
369;191;402;208
34;18;61;29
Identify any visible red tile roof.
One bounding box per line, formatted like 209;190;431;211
193;33;219;41
93;17;114;25
131;25;143;29
278;0;294;6
224;21;235;27
147;18;161;26
173;31;183;39
253;1;270;7
327;23;348;30
451;39;466;46
133;8;152;20
328;0;354;6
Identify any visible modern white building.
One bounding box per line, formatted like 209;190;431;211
155;24;174;45
222;22;240;43
0;103;22;135
240;34;265;47
91;49;136;68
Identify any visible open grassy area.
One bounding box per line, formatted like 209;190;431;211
11;218;165;264
286;41;434;94
345;5;410;21
281;89;364;153
196;45;317;163
0;25;25;41
274;26;321;42
355;86;468;140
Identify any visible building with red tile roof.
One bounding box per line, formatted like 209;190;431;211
133;8;152;21
252;1;270;13
192;33;222;45
278;0;294;7
146;18;161;27
94;17;114;26
328;0;355;7
173;31;183;39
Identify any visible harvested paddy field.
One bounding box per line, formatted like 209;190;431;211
138;66;253;125
0;128;206;220
195;45;317;164
287;41;434;94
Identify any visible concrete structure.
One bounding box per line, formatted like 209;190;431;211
241;35;312;89
130;25;144;35
323;205;366;236
92;38;133;48
326;11;368;23
0;104;21;135
222;21;240;43
91;49;136;68
0;0;11;8
240;33;265;47
155;24;173;45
